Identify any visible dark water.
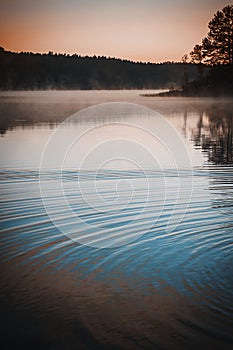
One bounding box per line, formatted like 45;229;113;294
0;91;233;349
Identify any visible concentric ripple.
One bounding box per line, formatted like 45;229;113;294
39;103;194;248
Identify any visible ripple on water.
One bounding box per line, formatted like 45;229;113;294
0;168;233;348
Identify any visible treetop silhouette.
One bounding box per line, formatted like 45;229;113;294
190;5;233;65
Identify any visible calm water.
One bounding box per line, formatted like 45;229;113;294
0;91;233;349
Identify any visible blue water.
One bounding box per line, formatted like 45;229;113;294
0;92;233;349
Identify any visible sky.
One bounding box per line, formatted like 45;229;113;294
0;0;231;63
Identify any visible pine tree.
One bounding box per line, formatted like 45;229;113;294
202;5;233;65
183;5;233;95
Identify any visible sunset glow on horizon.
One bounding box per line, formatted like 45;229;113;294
0;0;231;63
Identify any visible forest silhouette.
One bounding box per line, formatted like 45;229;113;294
0;47;201;90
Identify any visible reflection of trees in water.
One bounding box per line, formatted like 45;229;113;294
192;106;233;165
0;101;79;136
1;96;233;167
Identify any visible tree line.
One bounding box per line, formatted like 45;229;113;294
0;4;231;93
0;47;201;90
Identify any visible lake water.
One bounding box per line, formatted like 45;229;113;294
0;91;233;349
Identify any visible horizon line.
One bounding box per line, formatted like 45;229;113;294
1;46;189;65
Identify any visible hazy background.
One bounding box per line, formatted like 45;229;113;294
0;0;231;62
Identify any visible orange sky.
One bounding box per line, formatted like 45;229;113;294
0;0;231;62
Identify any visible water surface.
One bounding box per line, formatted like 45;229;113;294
0;91;233;349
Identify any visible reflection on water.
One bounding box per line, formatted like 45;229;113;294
1;91;233;166
0;91;233;349
192;107;233;164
